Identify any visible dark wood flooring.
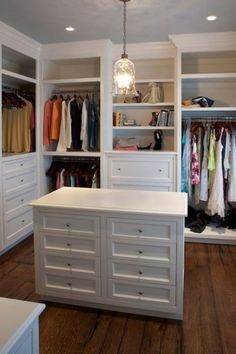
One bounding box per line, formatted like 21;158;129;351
0;236;235;354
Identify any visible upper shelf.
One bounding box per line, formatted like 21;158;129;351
113;102;175;108
2;69;37;84
181;73;236;80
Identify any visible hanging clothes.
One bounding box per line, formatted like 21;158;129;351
50;97;63;141
43;99;54;145
200;125;210;202
228;129;236;202
70;98;82;150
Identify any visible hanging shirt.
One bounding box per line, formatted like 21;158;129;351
200;126;209;202
80;99;89;151
70;98;82;150
43;99;54;145
50;97;63;141
56;100;68;152
207;129;225;217
228;129;236;202
191;134;200;185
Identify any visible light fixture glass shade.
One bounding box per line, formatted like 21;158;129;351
113;57;137;97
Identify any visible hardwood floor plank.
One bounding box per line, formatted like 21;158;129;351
0;236;235;354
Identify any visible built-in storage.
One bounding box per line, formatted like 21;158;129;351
32;187;187;319
0;29;40;253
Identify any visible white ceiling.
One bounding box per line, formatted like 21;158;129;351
0;0;235;44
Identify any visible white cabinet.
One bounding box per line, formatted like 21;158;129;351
104;151;176;191
32;187;187;319
0;297;45;354
2;154;37;248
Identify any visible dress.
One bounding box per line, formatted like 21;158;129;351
200;126;209;201
228;129;236;202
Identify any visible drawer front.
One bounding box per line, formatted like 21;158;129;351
43;273;101;296
5;208;33;239
41;214;100;236
108;218;176;242
110;157;173;182
109;182;173;192
108;279;176;306
41;253;100;277
40;234;99;256
4;187;37;214
4;168;36;193
3;155;36;174
109;239;176;264
108;260;175;285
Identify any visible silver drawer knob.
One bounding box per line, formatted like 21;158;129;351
21;199;24;202
138;250;143;254
67;263;71;267
158;169;162;172
20;179;24;182
22;220;25;223
139;271;143;275
66;243;71;247
138;229;143;233
138;291;143;296
117;168;121;171
66;223;70;227
67;282;72;287
20;163;23;167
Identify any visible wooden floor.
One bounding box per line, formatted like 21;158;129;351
0;236;235;354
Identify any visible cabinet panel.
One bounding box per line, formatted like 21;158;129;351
40;214;100;236
107;217;176;242
4;187;37;214
43;273;101;296
40;233;99;256
109;182;173;191
3;156;36;174
3;168;36;194
108;279;175;306
109;239;176;264
41;253;100;277
5;208;33;243
108;259;175;285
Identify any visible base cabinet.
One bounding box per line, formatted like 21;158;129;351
32;188;186;320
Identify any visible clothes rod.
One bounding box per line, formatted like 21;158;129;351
182;116;236;121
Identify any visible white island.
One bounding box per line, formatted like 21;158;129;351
31;187;187;320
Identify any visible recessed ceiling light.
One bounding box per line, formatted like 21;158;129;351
65;26;75;32
206;15;217;21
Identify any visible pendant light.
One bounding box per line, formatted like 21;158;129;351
113;0;137;97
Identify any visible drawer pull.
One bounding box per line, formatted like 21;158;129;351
138;229;143;233
20;163;23;167
138;250;143;254
21;199;24;202
66;243;71;247
138;271;143;275
117;168;121;171
67;263;71;267
20;179;24;183
22;220;25;223
67;282;72;287
138;291;143;296
66;223;70;227
158;169;162;172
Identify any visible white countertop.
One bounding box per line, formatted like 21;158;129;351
0;297;45;353
31;187;187;217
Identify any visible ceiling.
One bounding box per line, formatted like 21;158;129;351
0;0;235;44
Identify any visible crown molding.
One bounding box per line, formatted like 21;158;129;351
169;32;236;52
112;41;175;60
0;21;40;58
41;39;113;60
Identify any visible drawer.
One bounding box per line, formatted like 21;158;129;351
43;273;101;296
109;182;173;192
3;155;36;174
108;239;176;264
40;233;99;256
4;186;37;214
3;168;37;194
41;253;100;277
108;259;175;285
5;208;33;239
109;157;173;182
40;213;100;236
108;279;176;306
107;217;176;242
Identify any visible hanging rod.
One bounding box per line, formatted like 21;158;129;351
52;90;100;94
182;116;236;121
52;156;100;163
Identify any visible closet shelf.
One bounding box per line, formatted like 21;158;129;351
43;151;101;157
113;126;175;130
110;150;178;155
182;107;236;112
181;73;236;80
185;226;236;245
113;102;174;108
43;78;101;84
2;69;37;84
135;78;174;83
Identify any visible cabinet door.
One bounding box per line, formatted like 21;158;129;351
3;168;37;194
3;156;36;174
5;208;33;245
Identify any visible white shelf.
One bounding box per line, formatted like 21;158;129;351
181;73;236;80
113;126;175;130
113;102;174;108
43;151;101;157
2;69;37;84
182;107;236;112
185;226;236;245
110;150;178;155
43;77;100;84
135;78;174;83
